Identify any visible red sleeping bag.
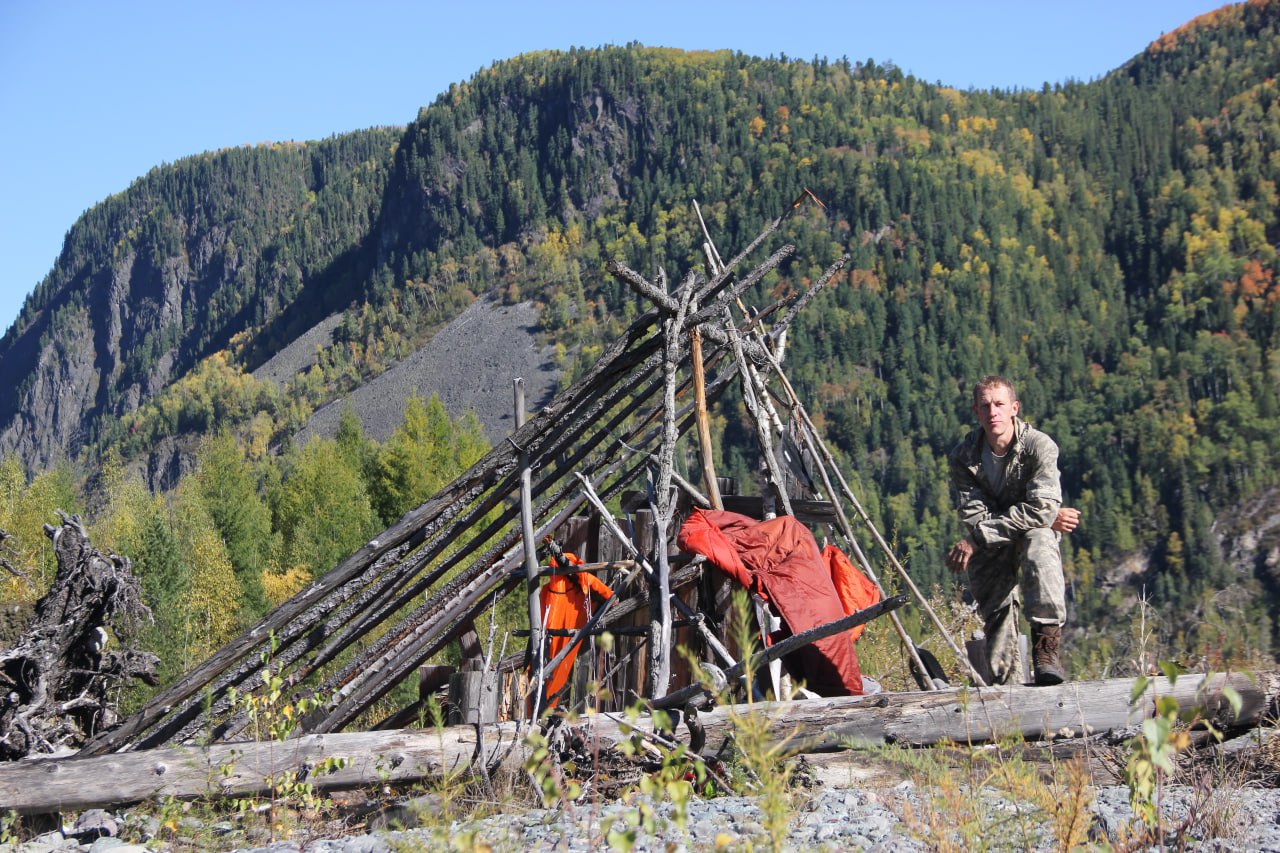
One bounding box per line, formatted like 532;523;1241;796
677;508;875;696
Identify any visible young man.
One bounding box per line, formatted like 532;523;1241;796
946;376;1080;685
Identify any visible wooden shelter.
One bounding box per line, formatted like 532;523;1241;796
63;198;944;757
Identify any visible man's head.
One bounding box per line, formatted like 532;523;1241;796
971;375;1020;449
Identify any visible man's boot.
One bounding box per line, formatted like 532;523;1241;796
1031;622;1066;686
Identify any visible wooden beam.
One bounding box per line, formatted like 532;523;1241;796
718;495;838;524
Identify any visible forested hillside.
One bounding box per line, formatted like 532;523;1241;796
2;1;1280;684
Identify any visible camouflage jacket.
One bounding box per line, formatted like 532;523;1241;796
948;417;1062;549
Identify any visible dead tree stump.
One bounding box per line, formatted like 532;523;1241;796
0;513;157;760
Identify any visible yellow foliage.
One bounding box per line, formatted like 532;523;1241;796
91;469;161;561
174;486;242;660
261;564;311;607
958;148;1005;179
893;124;932;155
0;458;79;603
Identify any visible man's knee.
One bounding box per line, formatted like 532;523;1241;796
1024;526;1059;549
1021;527;1063;572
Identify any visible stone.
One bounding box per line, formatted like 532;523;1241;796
70;810;118;842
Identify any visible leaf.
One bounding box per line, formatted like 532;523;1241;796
1222;684;1244;718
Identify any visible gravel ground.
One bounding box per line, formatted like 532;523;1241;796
250;313;346;389
11;784;1280;852
342;785;1280;852
291;297;561;447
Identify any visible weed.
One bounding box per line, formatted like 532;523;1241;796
0;809;18;845
217;632;349;841
1117;663;1244;849
885;737;1095;852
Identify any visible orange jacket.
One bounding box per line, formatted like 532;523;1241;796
537;552;613;704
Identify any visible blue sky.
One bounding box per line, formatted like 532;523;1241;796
0;0;1227;336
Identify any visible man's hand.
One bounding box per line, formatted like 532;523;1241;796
946;536;974;573
1052;507;1081;534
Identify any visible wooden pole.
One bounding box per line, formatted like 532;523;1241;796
649;275;697;699
516;378;546;719
690;326;723;511
723;308;793;517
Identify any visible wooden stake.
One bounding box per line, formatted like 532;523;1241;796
515;378;546;719
690;326;723;511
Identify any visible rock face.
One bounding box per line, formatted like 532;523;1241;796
0;130;398;474
0;308;101;472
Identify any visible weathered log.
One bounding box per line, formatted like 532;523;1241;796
0;515;156;760
3;672;1273;815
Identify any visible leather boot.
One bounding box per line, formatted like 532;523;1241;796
1031;622;1066;686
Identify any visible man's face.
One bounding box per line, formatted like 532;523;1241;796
972;384;1019;443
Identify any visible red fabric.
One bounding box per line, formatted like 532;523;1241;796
677;509;864;696
822;544;881;643
536;552;613;705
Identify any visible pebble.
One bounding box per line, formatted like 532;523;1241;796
10;783;1280;852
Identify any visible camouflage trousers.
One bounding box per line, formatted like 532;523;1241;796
967;527;1066;685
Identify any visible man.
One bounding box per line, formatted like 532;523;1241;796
946;376;1080;685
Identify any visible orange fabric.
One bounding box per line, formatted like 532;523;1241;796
537;552;613;705
677;508;864;696
822;544;881;643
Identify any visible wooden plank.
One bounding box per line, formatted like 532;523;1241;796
4;672;1272;815
719;495;838;524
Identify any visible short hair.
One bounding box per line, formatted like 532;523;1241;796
972;375;1018;404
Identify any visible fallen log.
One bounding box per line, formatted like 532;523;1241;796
3;671;1273;814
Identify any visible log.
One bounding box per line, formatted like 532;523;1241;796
4;671;1273;815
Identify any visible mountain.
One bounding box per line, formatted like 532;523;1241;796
0;130;400;470
3;2;1280;660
